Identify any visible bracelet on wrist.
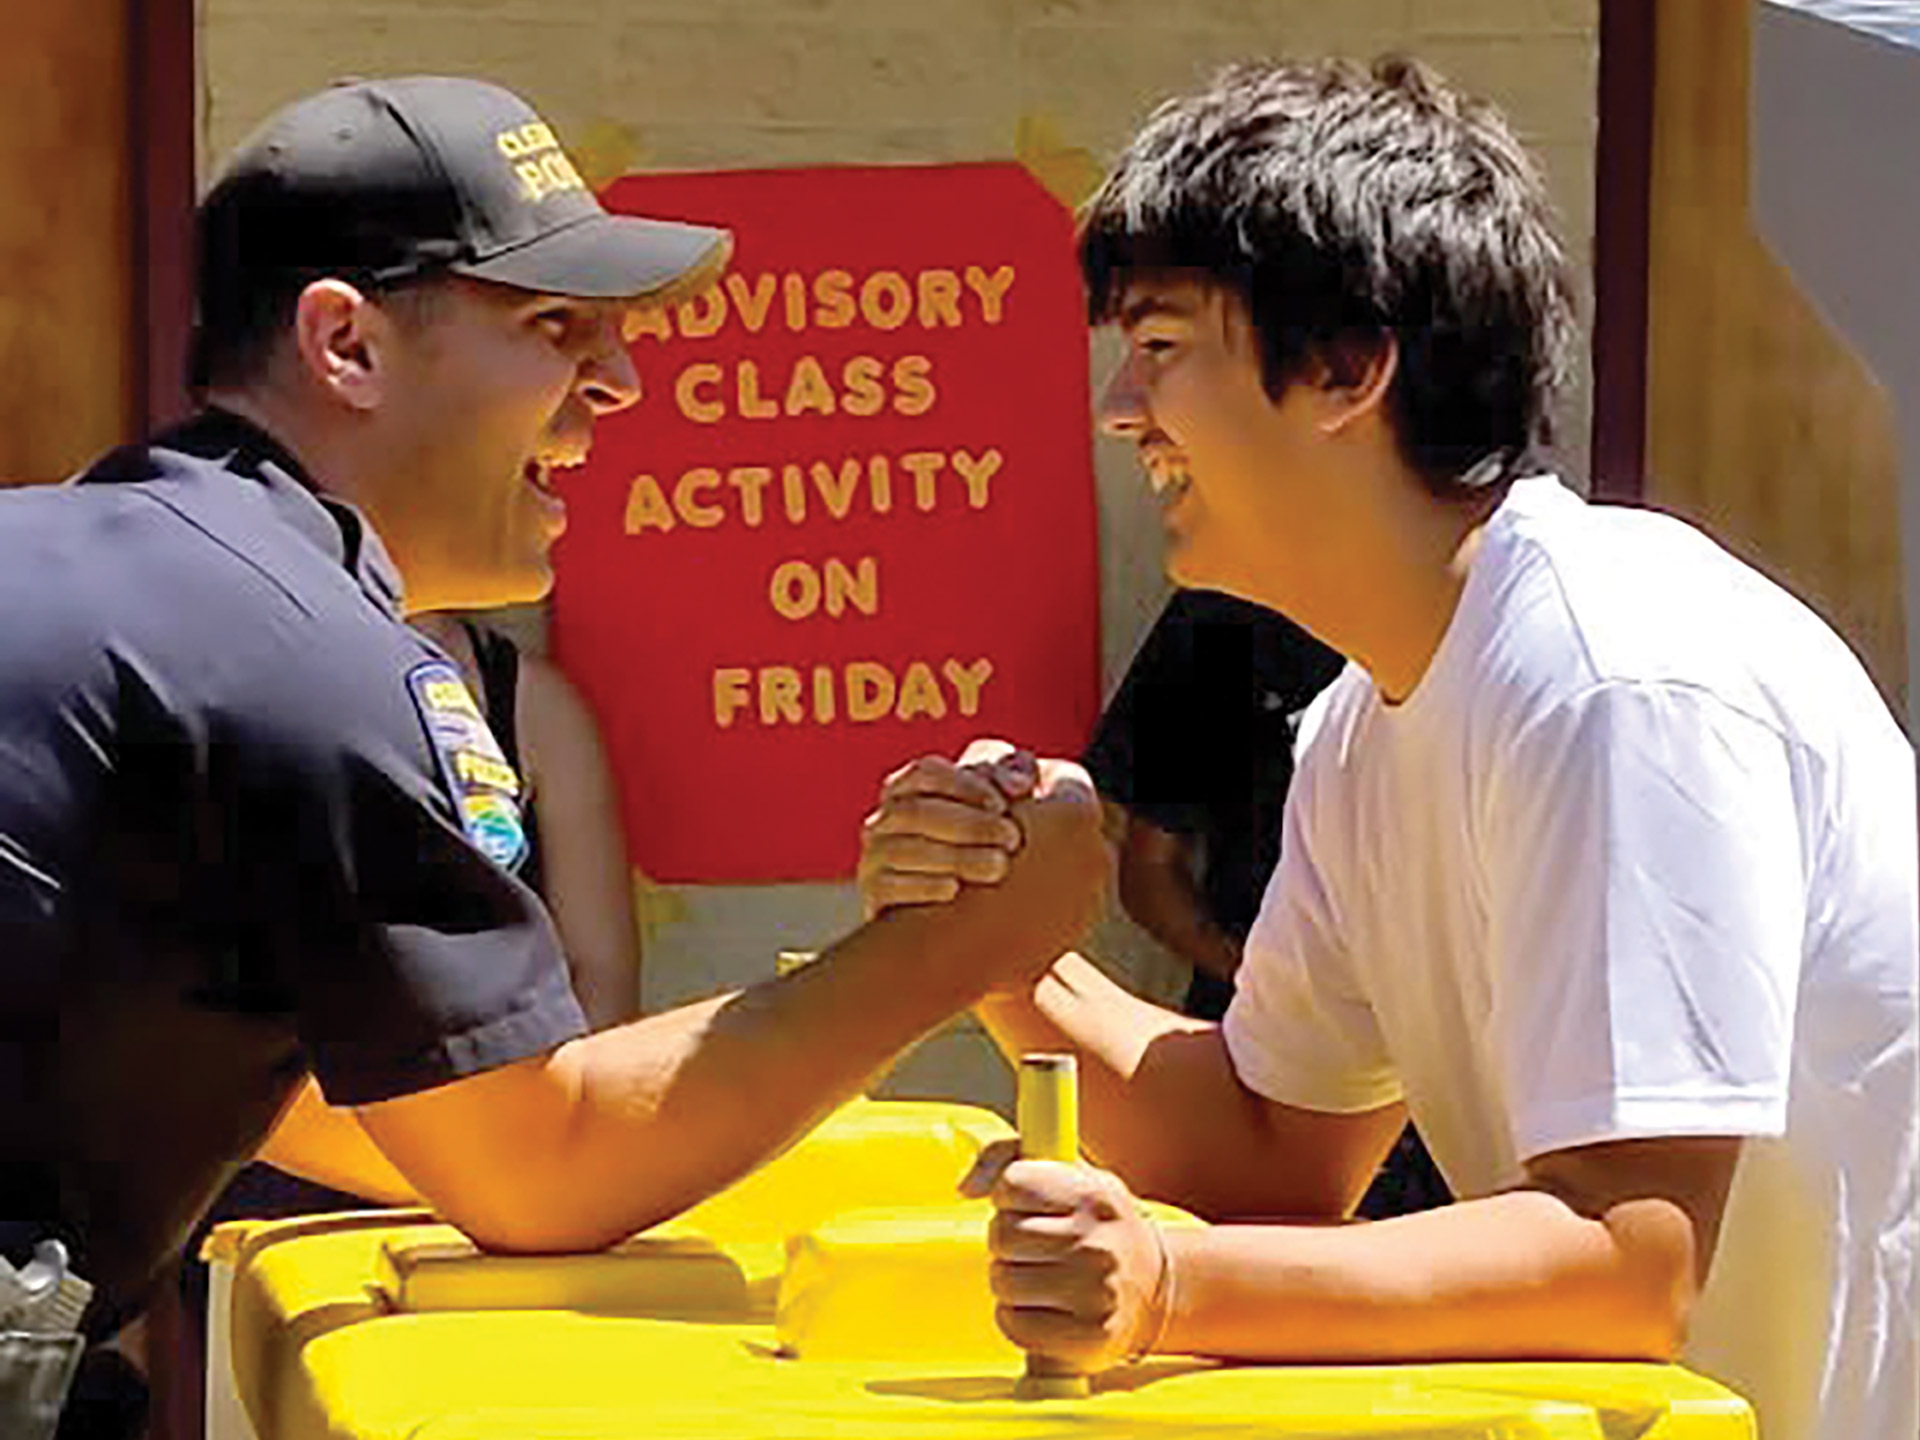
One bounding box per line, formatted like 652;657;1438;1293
1127;1218;1177;1363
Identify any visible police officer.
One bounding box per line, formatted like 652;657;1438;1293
0;75;1108;1393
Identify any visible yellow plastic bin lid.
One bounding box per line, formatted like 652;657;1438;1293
221;1100;1011;1434
376;1224;783;1323
777;1202;1012;1363
201;1207;435;1268
209;1211;433;1440
289;1310;1754;1440
215;1100;1753;1440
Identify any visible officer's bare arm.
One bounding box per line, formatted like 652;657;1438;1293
352;771;1106;1252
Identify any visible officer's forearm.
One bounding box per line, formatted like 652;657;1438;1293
557;929;979;1234
428;895;1062;1253
360;786;1106;1254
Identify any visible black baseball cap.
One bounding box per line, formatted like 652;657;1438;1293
199;75;731;303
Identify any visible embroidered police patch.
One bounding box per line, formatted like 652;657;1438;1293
407;659;530;873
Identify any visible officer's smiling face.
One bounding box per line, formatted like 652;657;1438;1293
373;277;640;609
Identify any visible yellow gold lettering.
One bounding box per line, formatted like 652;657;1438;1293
673;469;724;528
783;273;809;331
624;305;673;342
759;667;804;725
824;556;879;617
810;458;863;520
713;668;752;727
770;560;820;620
895;662;947;722
891;355;936;416
917;269;963;327
781;464;807;524
624;475;676;534
868;455;893;514
965;265;1016;323
455;751;522;792
860;270;913;331
953;448;1003;508
514;161;548;203
724;273;777;333
783;356;837;418
676;287;727;339
813;269;856;328
424;680;479;716
674;363;724;423
539;151;584;195
943;658;993;716
901;451;945;512
846;662;896;722
840;356;884;417
727;467;773;527
736;360;779;419
812;666;837;723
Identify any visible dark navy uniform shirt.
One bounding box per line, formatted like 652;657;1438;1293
0;412;587;1332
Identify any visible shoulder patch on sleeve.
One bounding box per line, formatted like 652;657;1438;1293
406;659;530;873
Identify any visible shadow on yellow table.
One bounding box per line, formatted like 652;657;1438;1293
206;1098;1755;1440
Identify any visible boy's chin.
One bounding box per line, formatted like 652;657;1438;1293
1162;544;1212;591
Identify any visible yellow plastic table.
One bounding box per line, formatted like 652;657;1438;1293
206;1098;1755;1440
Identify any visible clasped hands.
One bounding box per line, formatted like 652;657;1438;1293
857;738;1111;985
857;738;1173;1372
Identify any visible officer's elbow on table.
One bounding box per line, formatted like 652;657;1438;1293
413;1153;669;1257
355;1061;636;1255
451;1203;635;1257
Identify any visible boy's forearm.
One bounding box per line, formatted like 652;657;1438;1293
1163;1188;1694;1363
975;957;1297;1214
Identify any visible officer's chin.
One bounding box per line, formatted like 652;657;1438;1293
484;563;555;610
414;557;553;614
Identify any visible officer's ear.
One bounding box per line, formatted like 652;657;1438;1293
291;280;386;412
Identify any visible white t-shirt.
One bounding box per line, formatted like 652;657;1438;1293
1224;476;1916;1440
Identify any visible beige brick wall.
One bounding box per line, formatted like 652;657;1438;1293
202;0;1599;1114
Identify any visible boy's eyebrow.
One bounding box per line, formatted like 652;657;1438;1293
1117;293;1194;328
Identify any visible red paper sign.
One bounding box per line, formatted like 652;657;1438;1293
552;163;1101;883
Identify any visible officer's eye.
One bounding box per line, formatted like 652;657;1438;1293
531;305;577;341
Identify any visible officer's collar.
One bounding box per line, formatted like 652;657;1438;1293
153;410;407;615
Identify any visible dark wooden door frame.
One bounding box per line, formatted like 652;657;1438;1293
1592;0;1656;502
130;0;196;436
129;15;201;1440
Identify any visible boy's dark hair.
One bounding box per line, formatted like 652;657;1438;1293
1079;57;1578;496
